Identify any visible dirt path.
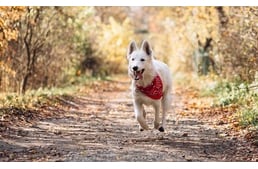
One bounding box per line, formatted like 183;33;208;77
0;77;257;161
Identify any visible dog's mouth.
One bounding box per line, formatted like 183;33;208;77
133;69;145;80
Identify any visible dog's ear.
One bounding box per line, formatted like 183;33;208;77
141;40;152;56
127;41;137;59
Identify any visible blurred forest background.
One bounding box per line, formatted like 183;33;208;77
0;6;257;93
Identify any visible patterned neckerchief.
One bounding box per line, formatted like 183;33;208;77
136;75;163;100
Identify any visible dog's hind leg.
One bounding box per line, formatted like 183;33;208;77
134;101;149;131
139;108;147;131
143;107;146;119
160;92;172;132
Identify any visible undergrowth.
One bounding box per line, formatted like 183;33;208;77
0;75;108;110
202;77;258;130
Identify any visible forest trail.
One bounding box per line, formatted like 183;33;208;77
0;75;257;162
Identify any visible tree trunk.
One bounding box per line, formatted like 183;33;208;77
20;72;30;94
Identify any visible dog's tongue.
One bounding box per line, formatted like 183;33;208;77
134;71;143;80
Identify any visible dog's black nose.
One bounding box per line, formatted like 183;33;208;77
132;66;138;71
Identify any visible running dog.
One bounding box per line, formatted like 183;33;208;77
127;40;172;132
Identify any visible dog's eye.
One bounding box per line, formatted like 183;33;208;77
132;58;135;61
140;58;145;62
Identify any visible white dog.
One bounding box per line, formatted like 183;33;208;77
127;40;172;132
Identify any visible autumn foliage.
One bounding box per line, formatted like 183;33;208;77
0;6;257;92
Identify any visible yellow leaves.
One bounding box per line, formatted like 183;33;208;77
0;18;5;28
0;6;25;54
0;61;16;77
96;17;134;73
3;28;18;41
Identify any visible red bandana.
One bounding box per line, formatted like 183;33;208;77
136;75;163;100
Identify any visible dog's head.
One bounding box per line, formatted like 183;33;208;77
126;40;153;80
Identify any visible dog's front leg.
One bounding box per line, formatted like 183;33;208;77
154;102;165;132
133;101;149;130
154;103;160;129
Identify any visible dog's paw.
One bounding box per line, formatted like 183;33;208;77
158;126;165;132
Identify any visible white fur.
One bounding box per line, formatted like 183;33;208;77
127;40;172;131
